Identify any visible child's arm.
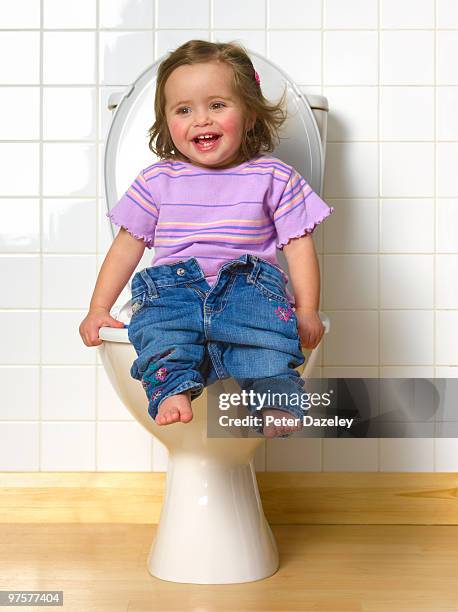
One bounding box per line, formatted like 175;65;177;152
79;228;146;347
283;234;325;349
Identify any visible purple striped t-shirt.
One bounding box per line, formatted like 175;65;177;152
107;154;334;304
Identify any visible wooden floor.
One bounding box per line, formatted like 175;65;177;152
1;524;457;612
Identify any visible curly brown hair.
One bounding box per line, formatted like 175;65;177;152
148;39;288;164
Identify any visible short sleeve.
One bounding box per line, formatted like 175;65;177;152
107;169;159;248
273;167;334;249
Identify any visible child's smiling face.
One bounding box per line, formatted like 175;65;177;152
164;61;255;169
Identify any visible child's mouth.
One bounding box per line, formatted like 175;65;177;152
192;134;221;152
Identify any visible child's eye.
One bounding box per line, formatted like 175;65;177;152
175;102;225;115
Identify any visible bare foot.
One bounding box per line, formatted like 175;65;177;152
262;408;302;438
155;390;193;425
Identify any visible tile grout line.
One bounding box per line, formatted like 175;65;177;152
151;2;156;472
94;0;100;471
264;0;268;471
377;0;381;471
3;27;458;32
3;138;458;143
210;0;214;38
433;0;437;470
151;2;159;471
321;0;326;472
3;195;456;200
38;0;44;471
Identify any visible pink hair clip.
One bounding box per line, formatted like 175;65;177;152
254;70;260;85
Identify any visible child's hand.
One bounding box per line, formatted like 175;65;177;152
79;307;125;347
295;307;325;350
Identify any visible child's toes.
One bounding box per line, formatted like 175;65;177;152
180;409;193;423
167;409;180;424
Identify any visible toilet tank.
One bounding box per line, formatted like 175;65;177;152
304;94;329;164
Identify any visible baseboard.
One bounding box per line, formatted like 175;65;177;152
0;472;457;524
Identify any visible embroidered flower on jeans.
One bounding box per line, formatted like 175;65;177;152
275;305;294;322
155;367;167;381
151;389;163;401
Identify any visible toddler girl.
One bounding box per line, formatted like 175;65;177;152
79;39;334;437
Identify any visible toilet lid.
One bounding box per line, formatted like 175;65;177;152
104;50;325;253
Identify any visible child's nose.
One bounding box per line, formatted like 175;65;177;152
194;109;211;125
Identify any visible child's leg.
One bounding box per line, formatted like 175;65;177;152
236;374;306;437
127;267;208;424
204;256;307;437
132;333;206;423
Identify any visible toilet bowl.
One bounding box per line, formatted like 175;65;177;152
99;316;329;584
99;50;331;584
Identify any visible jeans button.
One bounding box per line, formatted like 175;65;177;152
176;268;185;276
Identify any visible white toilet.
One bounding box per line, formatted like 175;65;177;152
98;50;330;584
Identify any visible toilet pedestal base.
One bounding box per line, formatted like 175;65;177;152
147;452;279;584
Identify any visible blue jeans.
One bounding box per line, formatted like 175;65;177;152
128;254;307;426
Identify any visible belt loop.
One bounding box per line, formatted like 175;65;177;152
139;269;158;298
247;255;261;284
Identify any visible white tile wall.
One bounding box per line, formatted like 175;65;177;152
437;142;458;196
41;422;96;471
325;0;378;29
43;32;96;84
43;88;96;140
325;31;378;85
0;0;41;29
99;0;155;29
0;199;40;252
99;31;154;85
380;143;435;197
269;0;322;29
212;31;266;55
325;142;379;197
437;88;458;141
41;366;96;420
0;0;457;473
0;33;40;84
157;0;210;29
97;421;152;471
380;199;435;252
42;199;97;253
270;31;322;84
436;0;458;28
380;87;435;140
0;367;40;420
0;144;39;196
0;256;40;308
325;87;378;141
42;143;97;196
0;88;40;140
436;32;458;84
214;0;265;29
380;31;435;85
380;0;435;29
43;0;97;29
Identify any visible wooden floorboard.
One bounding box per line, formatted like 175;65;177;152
0;524;457;611
2;473;458;525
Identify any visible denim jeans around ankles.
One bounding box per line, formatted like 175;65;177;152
127;253;307;426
